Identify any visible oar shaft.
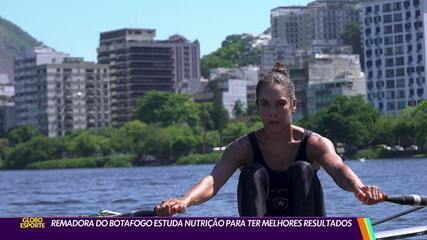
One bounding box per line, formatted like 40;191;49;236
115;209;157;217
372;206;425;226
385;195;427;206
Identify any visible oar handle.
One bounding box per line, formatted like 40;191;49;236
381;194;427;206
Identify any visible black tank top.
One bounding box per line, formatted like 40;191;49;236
247;129;313;216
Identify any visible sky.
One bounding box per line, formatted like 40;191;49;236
1;0;312;61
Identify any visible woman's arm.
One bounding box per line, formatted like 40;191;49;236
308;135;383;205
155;136;251;216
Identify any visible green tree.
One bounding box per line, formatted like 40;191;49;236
70;132;104;157
341;22;363;69
4;136;67;169
232;100;245;118
164;124;198;160
111;120;148;154
222;122;250;145
246;101;258;116
135;91;201;128
302;96;380;152
7;125;41;146
211;83;229;132
373;115;398;146
410;101;427;147
198;102;215;131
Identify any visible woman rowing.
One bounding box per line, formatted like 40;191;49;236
155;63;383;216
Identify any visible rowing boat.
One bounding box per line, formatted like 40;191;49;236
86;194;427;239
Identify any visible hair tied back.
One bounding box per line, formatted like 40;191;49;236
272;63;289;77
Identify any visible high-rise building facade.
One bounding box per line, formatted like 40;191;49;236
97;28;200;127
14;46;69;128
270;1;360;49
0;74;15;133
15;46;110;137
263;0;360;73
361;0;426;113
34;58;111;137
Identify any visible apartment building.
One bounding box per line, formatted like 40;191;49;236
361;0;426;113
97;28;200;127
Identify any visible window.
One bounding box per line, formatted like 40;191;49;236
384;36;393;45
385;47;393;56
386;69;394;78
394;24;403;33
384;25;393;34
375;5;380;13
393;2;401;11
395;46;404;55
386;58;394;67
383;3;392;13
406;33;412;41
384;14;392;23
403;1;410;9
386;80;395;89
408;55;413;63
397;79;406;88
414;21;422;29
396;68;405;76
395;35;404;44
394;13;402;22
396;57;405;65
387;91;395;100
397;101;406;109
387;102;396;110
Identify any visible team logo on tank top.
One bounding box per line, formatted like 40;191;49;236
272;197;288;210
271;188;289;210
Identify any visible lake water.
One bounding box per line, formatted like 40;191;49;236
1;159;426;235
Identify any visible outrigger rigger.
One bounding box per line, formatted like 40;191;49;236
86;194;426;239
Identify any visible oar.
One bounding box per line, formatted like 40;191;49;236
372;206;424;226
98;208;157;217
372;194;426;226
380;194;427;206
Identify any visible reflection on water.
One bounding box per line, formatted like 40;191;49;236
1;159;426;234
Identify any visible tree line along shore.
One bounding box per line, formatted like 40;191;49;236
1;92;426;170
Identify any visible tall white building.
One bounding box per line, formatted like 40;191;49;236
14;46;69;127
15;46;111;137
361;0;426;113
0;74;15;133
34;58;111;137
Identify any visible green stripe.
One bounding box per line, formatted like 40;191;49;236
364;218;376;240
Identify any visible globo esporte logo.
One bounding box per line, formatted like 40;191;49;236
20;217;46;228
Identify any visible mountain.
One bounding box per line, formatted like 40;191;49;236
0;16;40;81
201;32;271;78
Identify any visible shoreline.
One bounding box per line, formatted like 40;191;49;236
1;153;426;171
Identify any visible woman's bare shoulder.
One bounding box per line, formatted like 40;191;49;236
222;134;253;166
